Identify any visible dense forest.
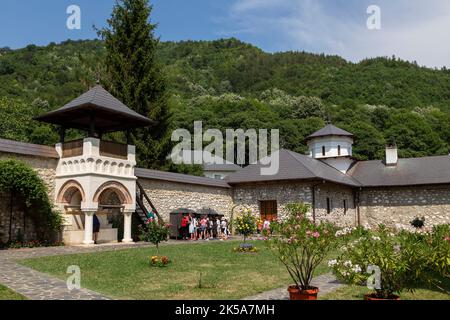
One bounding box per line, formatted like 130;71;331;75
1;38;450;163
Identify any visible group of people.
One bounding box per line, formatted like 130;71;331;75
179;214;230;241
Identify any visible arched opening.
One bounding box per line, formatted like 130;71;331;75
93;181;134;242
322;146;326;156
338;145;341;156
57;180;85;231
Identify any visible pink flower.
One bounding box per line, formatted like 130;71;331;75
312;232;320;238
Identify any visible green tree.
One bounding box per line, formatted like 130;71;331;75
99;0;172;169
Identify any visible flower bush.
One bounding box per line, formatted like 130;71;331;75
266;202;338;290
150;255;171;267
233;244;259;253
138;218;170;255
329;224;450;299
234;208;258;243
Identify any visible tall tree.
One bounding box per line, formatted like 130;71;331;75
99;0;171;169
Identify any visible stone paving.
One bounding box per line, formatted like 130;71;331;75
0;242;156;300
242;273;343;300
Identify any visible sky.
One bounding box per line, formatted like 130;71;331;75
1;0;450;68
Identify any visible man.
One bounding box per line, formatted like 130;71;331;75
93;214;100;244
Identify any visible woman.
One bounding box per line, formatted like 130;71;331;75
189;214;197;241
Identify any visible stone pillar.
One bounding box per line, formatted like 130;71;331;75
83;211;95;245
122;211;134;243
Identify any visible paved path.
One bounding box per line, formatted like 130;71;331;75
242;273;343;300
0;242;155;300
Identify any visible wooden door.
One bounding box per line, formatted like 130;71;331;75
260;200;277;221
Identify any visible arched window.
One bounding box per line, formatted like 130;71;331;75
338;145;341;156
322;146;326;156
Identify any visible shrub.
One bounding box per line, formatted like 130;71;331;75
329;224;450;299
266;202;338;290
410;216;425;229
233;208;258;243
138;218;170;254
150;255;171;267
0;159;63;241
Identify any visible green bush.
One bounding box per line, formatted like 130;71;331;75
0;159;63;241
138;218;170;254
329;224;450;299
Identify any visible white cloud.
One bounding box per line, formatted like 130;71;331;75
222;0;450;68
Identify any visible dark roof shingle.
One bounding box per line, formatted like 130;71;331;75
35;85;153;132
306;124;354;140
226;149;360;187
135;168;231;188
347;156;450;187
0;139;59;159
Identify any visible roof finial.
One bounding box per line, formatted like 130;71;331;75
326;113;332;125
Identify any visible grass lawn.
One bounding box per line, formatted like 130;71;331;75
322;283;450;300
0;284;26;300
19;241;333;300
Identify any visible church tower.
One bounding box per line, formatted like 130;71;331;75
306;124;355;173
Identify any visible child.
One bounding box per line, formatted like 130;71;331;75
200;216;207;240
221;218;228;240
208;218;214;239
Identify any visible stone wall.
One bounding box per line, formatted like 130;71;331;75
0;193;37;243
0;152;57;243
315;183;357;226
232;181;357;226
359;185;450;229
138;178;234;221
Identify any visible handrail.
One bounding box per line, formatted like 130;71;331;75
136;180;164;224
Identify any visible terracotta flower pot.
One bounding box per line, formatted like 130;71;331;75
287;285;319;300
364;293;400;301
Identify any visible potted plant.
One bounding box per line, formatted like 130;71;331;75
139;218;171;265
266;203;337;300
233;208;258;252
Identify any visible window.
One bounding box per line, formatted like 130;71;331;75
322;146;326;156
343;199;347;214
214;174;223;180
326;198;331;214
260;200;277;221
338;145;341;156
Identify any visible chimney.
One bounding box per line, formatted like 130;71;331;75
385;143;398;166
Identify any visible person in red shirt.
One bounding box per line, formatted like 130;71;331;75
180;214;190;240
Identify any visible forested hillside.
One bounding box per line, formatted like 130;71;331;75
1;38;449;161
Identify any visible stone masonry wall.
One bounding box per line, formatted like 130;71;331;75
359;185;450;229
315;183;357;226
0;152;58;243
232;181;357;227
138;178;234;221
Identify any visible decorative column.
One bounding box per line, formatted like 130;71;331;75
122;211;134;243
83;211;95;245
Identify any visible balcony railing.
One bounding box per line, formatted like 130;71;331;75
100;140;128;160
61;139;129;160
61;139;84;158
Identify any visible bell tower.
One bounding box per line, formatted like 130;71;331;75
306;124;355;174
35;85;153;245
